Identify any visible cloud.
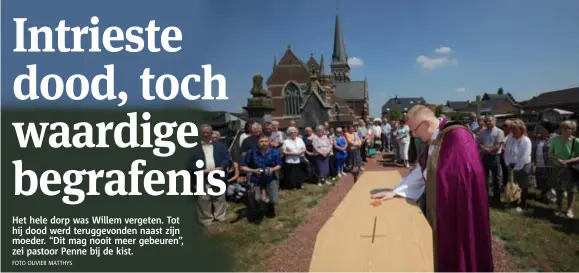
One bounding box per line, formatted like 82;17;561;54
435;46;452;54
416;55;457;70
456;87;466;92
348;57;364;68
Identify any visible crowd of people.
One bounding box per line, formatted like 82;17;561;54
189;113;579;227
473;116;579;218
190;118;390;226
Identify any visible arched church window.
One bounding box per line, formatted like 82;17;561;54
284;83;302;116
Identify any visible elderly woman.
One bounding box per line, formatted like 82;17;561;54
312;125;333;185
345;124;362;173
501;119;514;187
503;120;515;162
549;120;579;218
333;127;348;177
281;126;307;190
504;119;532;212
396;120;411;168
270;120;285;148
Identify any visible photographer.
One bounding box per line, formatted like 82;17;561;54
240;133;282;221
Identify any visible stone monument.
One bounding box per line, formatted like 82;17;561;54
243;73;275;124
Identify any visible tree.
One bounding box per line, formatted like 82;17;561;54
497;87;504;95
435;105;444;117
389;104;403;122
449;112;464;122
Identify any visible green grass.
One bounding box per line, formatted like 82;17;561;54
208;179;338;272
490;189;579;272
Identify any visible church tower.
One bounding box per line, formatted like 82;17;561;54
331;12;350;83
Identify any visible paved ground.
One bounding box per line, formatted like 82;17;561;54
263;153;519;272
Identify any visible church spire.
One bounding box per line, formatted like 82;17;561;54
273;55;277;71
332;11;348;64
331;11;350;83
319;54;326;75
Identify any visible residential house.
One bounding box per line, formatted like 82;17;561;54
446;100;476;113
478;93;519;115
522;87;579;114
446;93;519;116
381;96;427;119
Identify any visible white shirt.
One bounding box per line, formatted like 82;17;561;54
201;143;215;170
372;125;382;138
282;137;306;164
392;129;439;201
506;136;532;171
536;140;546;168
503;135;515;163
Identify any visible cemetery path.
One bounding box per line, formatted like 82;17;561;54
263;153;520;272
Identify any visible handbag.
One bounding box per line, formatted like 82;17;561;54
503;168;521;203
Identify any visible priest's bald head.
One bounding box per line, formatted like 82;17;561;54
406;105;440;141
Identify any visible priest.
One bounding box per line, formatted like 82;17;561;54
372;105;493;272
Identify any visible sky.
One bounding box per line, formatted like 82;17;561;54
2;0;579;117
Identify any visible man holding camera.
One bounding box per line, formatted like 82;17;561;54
240;133;282;222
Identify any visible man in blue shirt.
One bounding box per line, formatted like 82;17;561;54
381;118;392;152
240;133;282;219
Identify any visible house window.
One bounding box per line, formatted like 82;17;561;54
284;82;302;116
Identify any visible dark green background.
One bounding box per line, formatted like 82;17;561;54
1;108;233;272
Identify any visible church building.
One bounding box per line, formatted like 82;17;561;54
265;13;370;128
